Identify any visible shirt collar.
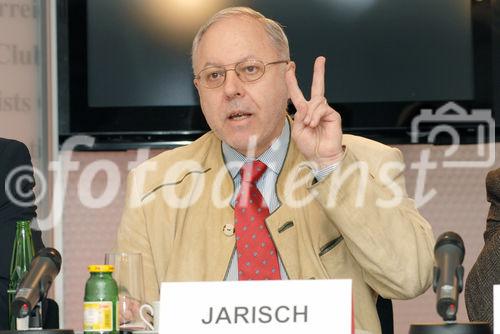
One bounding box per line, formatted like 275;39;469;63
222;118;290;179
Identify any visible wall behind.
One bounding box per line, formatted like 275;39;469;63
0;0;52;245
0;0;41;162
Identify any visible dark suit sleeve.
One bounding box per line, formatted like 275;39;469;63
0;138;44;330
464;222;500;329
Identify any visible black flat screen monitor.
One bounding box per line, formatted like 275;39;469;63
57;0;495;149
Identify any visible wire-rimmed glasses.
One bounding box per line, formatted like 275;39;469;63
195;59;289;89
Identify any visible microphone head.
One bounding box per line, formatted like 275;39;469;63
434;231;465;262
12;248;62;318
433;231;466;322
36;247;62;272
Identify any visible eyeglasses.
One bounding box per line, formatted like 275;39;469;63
195;59;289;89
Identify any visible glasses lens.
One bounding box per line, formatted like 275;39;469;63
200;67;225;88
236;60;265;82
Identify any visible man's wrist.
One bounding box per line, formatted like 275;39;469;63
313;146;345;170
311;146;346;182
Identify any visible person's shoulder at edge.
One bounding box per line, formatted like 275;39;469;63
0;137;32;169
0;137;38;234
0;138;34;197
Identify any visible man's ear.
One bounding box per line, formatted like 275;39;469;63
193;78;200;91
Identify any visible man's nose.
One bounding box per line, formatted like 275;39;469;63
223;69;244;98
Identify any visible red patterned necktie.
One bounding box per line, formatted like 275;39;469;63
235;160;280;280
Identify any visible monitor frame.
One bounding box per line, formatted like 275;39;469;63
57;0;495;150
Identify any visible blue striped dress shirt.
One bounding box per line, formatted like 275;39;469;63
222;118;339;280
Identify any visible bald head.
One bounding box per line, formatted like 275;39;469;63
191;7;290;73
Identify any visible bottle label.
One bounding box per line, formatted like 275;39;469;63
16;316;29;330
83;301;114;332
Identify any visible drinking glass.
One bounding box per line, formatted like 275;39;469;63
104;252;146;330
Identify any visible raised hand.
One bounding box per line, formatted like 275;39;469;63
286;56;344;169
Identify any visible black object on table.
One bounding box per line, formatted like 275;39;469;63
409;322;492;334
0;330;74;334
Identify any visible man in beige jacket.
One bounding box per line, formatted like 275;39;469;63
116;7;435;334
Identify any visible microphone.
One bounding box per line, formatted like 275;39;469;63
432;231;465;322
12;247;62;318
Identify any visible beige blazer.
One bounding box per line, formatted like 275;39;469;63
116;129;435;334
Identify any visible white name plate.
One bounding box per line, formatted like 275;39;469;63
159;279;352;334
495;285;499;334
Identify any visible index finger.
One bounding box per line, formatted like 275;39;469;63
311;56;326;98
285;66;307;107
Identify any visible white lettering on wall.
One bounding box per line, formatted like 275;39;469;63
0;91;31;112
0;1;38;19
0;43;39;65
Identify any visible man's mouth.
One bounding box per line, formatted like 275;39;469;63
228;111;252;120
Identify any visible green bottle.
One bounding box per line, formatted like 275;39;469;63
8;220;36;330
83;265;119;334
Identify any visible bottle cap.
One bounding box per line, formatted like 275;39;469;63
88;264;114;272
16;220;31;226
